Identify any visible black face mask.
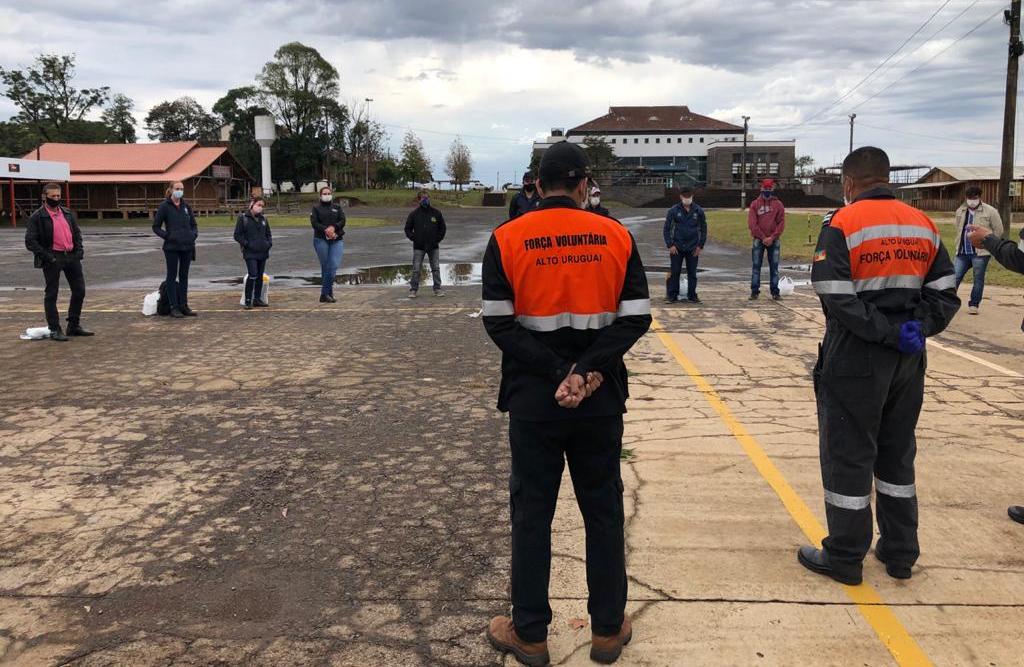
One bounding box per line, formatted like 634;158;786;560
523;183;536;193
45;197;61;208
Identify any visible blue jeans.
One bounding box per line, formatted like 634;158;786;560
667;248;698;301
751;239;781;296
954;254;991;307
313;238;344;296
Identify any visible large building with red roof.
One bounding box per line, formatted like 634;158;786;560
533;106;795;188
8;141;254;219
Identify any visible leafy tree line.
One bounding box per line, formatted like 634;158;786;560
0;45;474;191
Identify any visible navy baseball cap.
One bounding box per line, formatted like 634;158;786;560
539;141;590;182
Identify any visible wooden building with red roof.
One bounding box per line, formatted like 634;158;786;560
10;141;254;219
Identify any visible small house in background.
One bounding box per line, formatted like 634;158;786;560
898;166;1024;212
14;141;255;219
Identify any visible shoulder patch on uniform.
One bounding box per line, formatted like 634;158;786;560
821;209;837;226
814;249;827;262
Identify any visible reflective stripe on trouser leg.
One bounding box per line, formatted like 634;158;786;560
875;478;916;498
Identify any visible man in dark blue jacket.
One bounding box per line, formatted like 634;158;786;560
508;172;541;219
152;181;198;318
663;186;707;303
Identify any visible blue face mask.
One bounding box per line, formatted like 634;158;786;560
172;189;184;199
761;190;772;198
419;197;430;208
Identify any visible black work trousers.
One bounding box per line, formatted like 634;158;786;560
813;325;924;578
508;415;626;643
42;254;85;330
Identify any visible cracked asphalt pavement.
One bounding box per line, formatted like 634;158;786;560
1;205;1022;665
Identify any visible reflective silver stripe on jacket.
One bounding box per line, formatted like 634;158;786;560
923;274;956;291
481;300;515;316
845;224;941;252
824;489;871;510
852;275;924;292
516;311;617;332
875;478;916;498
617;298;652;316
813;280;857;296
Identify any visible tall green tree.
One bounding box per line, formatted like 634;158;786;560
144;97;221;142
256;42;343;186
101;93;137;143
0;120;37;156
582;136;616;170
0;53;110;144
213;86;266;178
399;130;432;184
445;137;472;191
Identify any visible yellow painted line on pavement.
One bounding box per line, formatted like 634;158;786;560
650;316;932;667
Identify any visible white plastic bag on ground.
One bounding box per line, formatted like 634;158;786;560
778;276;796;297
20;326;52;340
142;290;160;316
240;274;271;305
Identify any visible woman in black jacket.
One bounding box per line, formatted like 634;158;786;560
152;180;199;318
233;196;273;309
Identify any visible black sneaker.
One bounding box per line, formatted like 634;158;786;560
67;325;94;336
749;292;759;300
319;294;335;303
771;293;781;301
687;297;702;304
170;308;185;319
49;328;69;342
1010;506;1024;524
181;305;198;317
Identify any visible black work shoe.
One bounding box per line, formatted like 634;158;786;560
687;297;702;304
170;308;185;318
66;325;94;336
771;293;781;301
874;547;912;579
662;297;676;304
797;546;862;585
181;305;198;317
749;292;759;300
49;328;69;342
254;301;269;307
319;294;335;303
1008;506;1024;525
244;302;253;310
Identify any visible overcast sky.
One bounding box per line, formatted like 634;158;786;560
0;0;1016;184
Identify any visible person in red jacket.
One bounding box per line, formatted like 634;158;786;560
748;178;786;300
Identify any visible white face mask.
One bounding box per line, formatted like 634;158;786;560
589;196;601;207
172;189;184;199
321;194;332;203
252;206;264;215
681;197;693;207
966;198;981;209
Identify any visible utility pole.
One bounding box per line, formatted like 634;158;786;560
740;115;750;210
323;110;331;189
848;114;857;155
364;97;374;191
998;0;1022;238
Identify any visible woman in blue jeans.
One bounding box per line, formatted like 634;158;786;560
310;186;346;303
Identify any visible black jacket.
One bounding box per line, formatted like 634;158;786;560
25;205;84;268
153;198;198;252
233;211;273;260
404;204;447;250
983;234;1024;273
508;190;541;219
310;201;346;240
587;204;611;218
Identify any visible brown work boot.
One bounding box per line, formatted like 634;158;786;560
590;616;632;664
485;616;549;666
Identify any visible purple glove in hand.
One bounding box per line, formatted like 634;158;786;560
897;320;925;355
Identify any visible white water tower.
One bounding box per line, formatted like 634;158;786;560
254;115;276;194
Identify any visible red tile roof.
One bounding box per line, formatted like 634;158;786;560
22;142;236;183
569;106;744;134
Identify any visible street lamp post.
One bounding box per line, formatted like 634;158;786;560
364;97;374;190
740;115;750;210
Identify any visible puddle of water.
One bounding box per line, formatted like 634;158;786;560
210;263;484;288
782;264;811;272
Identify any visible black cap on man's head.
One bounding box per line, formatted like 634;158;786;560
539;141;590;183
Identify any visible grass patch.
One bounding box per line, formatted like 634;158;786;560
79;215;394;229
620;448;635;461
705;210;1024;289
335;188;488;208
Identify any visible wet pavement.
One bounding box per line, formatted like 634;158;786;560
2;205;1022;666
0;206;804;294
